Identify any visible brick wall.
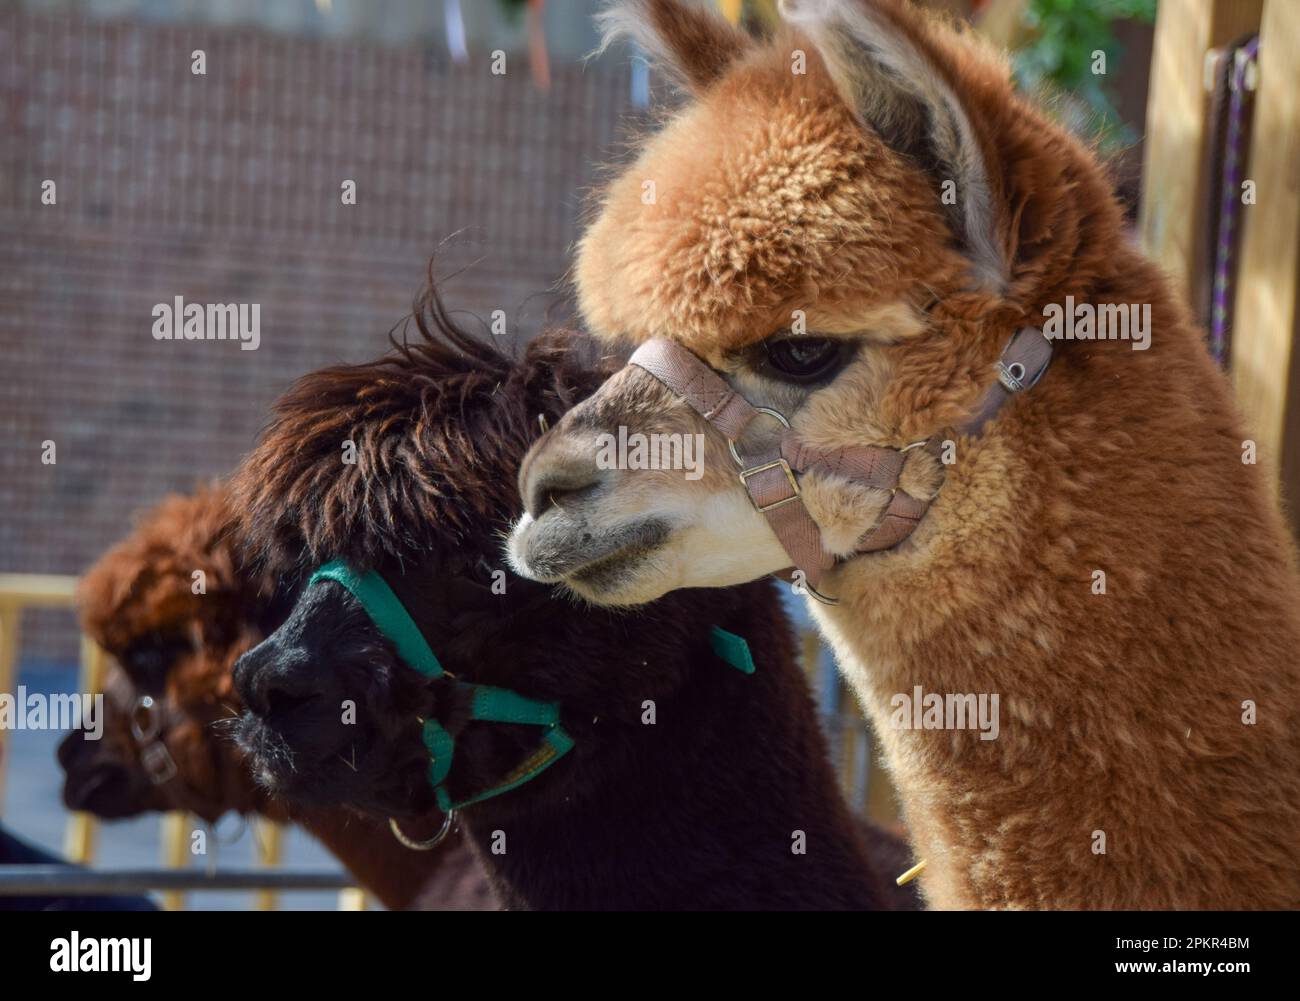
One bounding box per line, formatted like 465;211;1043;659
0;11;638;659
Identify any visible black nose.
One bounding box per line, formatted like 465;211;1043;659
58;731;146;817
233;637;322;720
57;726;88;771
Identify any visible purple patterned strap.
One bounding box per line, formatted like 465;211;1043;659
1209;35;1260;367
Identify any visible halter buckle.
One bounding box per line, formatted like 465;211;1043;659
738;458;801;513
726;408;799;513
140;741;178;786
996;360;1028;393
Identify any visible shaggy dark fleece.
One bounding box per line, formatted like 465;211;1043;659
229;281;916;910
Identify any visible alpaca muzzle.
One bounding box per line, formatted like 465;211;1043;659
305;560;575;849
626;329;1053;603
303;561;761;849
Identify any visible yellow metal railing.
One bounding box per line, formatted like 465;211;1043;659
0;574;84;814
0;573;363;910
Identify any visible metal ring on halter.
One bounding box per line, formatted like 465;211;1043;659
727;407;792;468
208;810;249;848
389;811;455;851
128;694;181;785
801;581;840;606
725;407;840;605
129;695;163;744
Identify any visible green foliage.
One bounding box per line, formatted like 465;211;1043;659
1012;0;1156;148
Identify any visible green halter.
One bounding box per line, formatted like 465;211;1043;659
309;559;574;814
308;559;757;815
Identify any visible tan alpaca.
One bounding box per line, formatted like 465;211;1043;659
509;0;1300;908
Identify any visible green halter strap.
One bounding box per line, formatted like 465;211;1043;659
308;561;759;815
308;559;574;814
709;625;756;674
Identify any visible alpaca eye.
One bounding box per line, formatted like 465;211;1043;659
762;337;847;384
122;632;191;693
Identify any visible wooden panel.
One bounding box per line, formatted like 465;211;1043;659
1233;0;1300;496
1139;0;1263;295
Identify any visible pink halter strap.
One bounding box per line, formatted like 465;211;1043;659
627;328;1052;602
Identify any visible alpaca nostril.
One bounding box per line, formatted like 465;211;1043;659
250;659;325;725
529;469;602;517
521;444;608;519
61;758;137;814
234;639;323;721
265;685;320;721
233;649;270;715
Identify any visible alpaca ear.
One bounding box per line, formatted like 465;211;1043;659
596;0;753;94
781;0;1006;291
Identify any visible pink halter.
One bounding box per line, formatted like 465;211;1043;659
627;328;1053;603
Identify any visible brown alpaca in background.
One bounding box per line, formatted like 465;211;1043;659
63;484;496;910
509;0;1300;908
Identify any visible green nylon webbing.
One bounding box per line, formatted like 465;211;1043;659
710;626;756;674
309;561;756;815
309;561;445;678
435;726;576;813
422;718;456;789
309;559;571;813
418;683;566;796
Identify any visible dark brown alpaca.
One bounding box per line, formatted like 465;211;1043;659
228;286;916;910
61;485;496;910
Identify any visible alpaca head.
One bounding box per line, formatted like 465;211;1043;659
229;289;638;822
509;0;1121;605
60;486;282;823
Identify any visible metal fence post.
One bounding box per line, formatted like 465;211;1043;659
0;601;20;813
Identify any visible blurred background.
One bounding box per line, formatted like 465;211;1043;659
5;0;1295;909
